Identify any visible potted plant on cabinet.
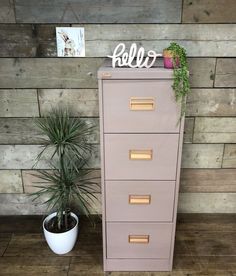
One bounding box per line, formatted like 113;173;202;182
31;108;99;255
163;42;190;119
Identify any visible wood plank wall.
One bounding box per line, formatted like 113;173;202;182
0;0;236;214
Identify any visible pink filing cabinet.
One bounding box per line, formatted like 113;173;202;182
98;64;185;272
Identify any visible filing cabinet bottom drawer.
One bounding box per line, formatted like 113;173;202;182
106;222;173;259
106;180;175;222
105;258;172;271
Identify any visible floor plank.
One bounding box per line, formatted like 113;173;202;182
177;213;236;232
0;256;70;276
0;234;12;256
0;214;236;275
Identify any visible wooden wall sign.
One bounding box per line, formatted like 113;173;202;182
107;43;162;68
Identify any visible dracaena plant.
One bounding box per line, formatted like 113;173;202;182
31;108;100;231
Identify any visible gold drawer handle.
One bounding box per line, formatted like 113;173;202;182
130;97;155;111
129;235;149;244
129;150;153;160
129;195;151;205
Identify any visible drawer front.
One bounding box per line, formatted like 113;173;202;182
106;222;173;259
104;134;179;180
106;181;175;222
103;80;180;133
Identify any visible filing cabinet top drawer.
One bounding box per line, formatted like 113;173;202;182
98;66;174;80
102;80;180;133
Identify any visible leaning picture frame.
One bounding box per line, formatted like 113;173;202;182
56;27;85;57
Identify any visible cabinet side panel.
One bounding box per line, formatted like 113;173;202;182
98;78;107;270
169;117;185;269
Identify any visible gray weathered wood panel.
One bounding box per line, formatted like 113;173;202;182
178;193;236;213
0;0;15;23
0;170;23;193
186;89;236;116
180;169;236;193
0;58;104;88
0;118;99;144
38;89;99;117
184;117;194;143
182;144;224;168
0;193;101;215
0;89;39;117
15;0;182;23
215;59;236;87
0;25;36;57
78;25;236;57
0;118;43;144
194;118;236;143
1;24;236;57
0;58;215;88
0;194;48;215
183;0;236;23
188;58;215;88
222;145;236;168
0;145;100;169
22;169;101;193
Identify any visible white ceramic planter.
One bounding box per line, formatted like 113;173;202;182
43;212;79;255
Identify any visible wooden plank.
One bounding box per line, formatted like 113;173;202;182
0;0;15;23
0;89;39;117
180;169;236;193
0;194;101;215
184;117;194;143
0;118;99;144
186;89;236;116
0;170;23;193
178;193;236;213
182;144;224;168
77;25;236;57
0;194;49;215
2;24;236;57
194;117;236;143
0;145;100;169
177;213;236;232
179;231;236;256
188;58;215;88
38;89;99;116
215;59;236;87
222;144;236;168
0;24;36;57
22;169;101;193
15;0;182;23
0;118;43;144
0;58;215;89
0;256;70;276
183;0;236;23
0;234;12;256
197;256;236;274
0;216;42;233
0;58;104;88
69;256;103;275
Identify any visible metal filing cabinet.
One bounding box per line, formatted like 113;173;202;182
98;64;184;271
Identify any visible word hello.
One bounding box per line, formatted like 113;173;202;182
107;43;162;68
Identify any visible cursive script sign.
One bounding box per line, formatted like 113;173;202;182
107;43;162;68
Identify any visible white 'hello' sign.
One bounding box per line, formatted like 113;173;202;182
107;43;162;68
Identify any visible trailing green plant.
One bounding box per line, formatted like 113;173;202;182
31;108;100;231
164;42;190;119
